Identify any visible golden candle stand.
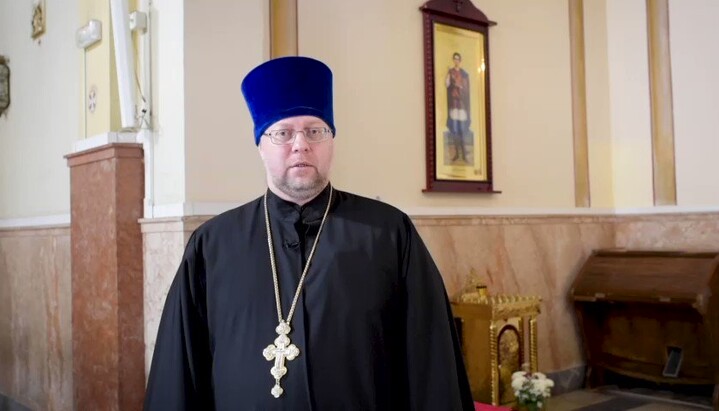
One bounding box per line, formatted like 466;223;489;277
451;285;542;407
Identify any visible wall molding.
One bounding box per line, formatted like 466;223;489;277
148;202;719;219
72;131;140;153
151;202;242;218
0;214;71;230
569;0;591;207
646;0;677;205
4;205;719;229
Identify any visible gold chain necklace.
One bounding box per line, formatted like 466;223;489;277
261;185;333;398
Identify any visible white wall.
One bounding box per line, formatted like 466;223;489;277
162;0;719;215
150;0;187;207
0;0;80;220
183;0;268;205
606;0;654;208
584;0;615;208
669;0;719;207
4;0;718;221
129;0;719;214
298;0;576;210
0;0;191;220
171;0;578;213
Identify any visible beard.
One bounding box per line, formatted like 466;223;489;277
272;170;328;203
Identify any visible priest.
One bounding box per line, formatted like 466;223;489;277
144;56;474;410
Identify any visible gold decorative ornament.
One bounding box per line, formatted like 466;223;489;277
31;0;46;39
452;284;542;407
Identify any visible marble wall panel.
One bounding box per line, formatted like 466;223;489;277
414;216;617;373
0;226;72;411
616;213;719;249
141;217;205;375
67;143;145;411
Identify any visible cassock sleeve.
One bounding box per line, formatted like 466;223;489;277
402;217;474;411
144;232;214;410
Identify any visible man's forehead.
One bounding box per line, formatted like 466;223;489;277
270;116;328;128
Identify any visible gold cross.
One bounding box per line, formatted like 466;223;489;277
262;321;300;398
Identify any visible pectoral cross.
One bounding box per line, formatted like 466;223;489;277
262;321;300;398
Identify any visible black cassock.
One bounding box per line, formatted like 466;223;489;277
144;185;473;410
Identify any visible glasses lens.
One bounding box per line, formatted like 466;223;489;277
305;127;330;142
266;127;332;144
269;129;293;144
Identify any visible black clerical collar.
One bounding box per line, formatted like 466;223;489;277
266;184;334;223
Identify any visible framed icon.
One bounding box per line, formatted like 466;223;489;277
421;0;498;193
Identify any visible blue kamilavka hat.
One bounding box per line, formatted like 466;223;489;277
241;56;336;145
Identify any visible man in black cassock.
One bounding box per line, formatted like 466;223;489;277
144;56;474;410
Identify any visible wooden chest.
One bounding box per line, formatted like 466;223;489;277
571;250;719;409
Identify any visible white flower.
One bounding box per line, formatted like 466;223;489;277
511;379;524;391
510;370;554;407
512;371;527;380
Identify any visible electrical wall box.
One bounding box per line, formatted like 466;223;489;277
129;11;148;32
76;19;102;49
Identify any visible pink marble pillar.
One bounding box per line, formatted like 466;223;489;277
66;143;145;411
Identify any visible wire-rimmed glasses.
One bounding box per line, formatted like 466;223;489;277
263;127;333;145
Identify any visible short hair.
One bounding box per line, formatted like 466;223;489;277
453;52;462;60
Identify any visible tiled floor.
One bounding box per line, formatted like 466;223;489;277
547;389;713;411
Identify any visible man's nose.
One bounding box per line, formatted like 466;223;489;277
291;131;311;151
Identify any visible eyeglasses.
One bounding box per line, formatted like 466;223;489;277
263;127;333;145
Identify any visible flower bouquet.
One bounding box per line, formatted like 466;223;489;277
511;371;554;411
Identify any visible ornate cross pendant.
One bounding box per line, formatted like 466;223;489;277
262;321;300;398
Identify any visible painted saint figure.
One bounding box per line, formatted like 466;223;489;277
445;52;471;163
